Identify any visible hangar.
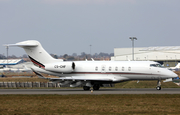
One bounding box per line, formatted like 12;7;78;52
111;46;180;67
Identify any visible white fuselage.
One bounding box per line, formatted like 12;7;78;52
32;60;177;83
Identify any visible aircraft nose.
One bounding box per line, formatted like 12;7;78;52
172;72;178;78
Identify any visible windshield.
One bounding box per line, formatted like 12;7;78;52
150;64;164;68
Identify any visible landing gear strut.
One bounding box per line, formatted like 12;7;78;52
156;80;161;90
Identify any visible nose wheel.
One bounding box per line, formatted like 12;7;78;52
156;86;161;90
156;80;161;90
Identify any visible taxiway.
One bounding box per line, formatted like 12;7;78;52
0;88;180;95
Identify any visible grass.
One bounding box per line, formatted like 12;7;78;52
0;94;180;114
0;76;179;114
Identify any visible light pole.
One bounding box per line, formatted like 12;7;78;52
6;45;9;67
129;37;137;61
89;45;92;56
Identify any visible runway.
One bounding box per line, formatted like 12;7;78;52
0;88;180;95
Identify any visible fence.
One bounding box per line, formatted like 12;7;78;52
0;82;114;88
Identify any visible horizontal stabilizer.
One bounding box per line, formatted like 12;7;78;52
4;40;38;47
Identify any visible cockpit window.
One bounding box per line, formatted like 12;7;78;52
150;64;156;67
150;64;164;68
156;64;164;67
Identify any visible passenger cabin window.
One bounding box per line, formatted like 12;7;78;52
102;66;105;71
109;66;112;71
115;67;118;71
122;67;124;71
150;64;164;68
128;67;131;71
95;66;98;71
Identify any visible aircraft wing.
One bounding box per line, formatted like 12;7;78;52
32;68;113;81
49;76;113;82
31;68;128;83
31;65;131;87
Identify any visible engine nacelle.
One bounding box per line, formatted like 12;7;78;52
45;62;75;73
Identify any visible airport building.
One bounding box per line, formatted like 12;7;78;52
111;46;180;67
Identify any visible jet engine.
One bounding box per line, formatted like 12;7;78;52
45;62;75;73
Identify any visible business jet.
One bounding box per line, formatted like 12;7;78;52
168;63;180;71
6;40;178;90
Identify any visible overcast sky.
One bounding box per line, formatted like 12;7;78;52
0;0;180;56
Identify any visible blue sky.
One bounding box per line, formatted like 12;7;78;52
0;0;180;56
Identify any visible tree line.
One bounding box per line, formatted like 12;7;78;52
0;52;114;61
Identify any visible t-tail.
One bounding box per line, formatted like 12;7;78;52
6;40;63;69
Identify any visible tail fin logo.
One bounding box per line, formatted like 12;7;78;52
28;55;45;69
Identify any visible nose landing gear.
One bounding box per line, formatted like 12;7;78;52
156;80;161;90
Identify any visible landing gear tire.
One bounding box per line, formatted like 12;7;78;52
156;86;161;90
93;85;100;90
83;86;90;91
156;80;161;90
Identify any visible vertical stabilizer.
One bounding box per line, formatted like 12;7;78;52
8;40;61;68
175;63;180;68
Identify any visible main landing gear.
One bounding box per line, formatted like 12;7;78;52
156;80;161;90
